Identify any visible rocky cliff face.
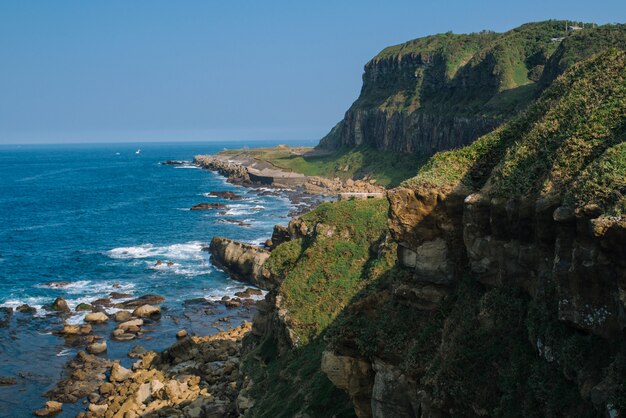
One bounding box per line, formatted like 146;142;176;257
319;22;626;157
317;48;626;418
208;237;272;289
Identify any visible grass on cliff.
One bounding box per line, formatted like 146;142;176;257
402;48;626;215
266;198;394;344
242;198;394;418
220;145;426;187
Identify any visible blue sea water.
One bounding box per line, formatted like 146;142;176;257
0;140;316;416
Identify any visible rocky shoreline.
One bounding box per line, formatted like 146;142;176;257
193;152;385;211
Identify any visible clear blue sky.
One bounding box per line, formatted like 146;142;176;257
0;0;623;144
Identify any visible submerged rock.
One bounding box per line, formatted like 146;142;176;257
0;307;12;327
0;376;16;386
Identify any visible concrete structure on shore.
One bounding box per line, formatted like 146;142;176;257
338;192;385;200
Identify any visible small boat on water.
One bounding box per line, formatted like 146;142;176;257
135;149;141;155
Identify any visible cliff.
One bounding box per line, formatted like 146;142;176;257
319;21;626;156
234;48;626;418
321;48;626;417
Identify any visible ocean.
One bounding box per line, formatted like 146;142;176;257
0;140;316;416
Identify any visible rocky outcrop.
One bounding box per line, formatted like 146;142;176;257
208;237;271;289
319;184;626;417
78;322;252;418
321;108;502;156
193;155;250;184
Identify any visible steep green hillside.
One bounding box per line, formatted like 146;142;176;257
241;199;395;417
319;21;626;161
404;48;626;215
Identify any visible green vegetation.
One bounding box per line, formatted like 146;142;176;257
567;143;626;215
403;48;626;216
242;340;356;418
243;199;395;417
268;198;393;344
220;145;427;187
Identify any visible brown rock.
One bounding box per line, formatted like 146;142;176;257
176;329;188;339
86;341;107;354
33;401;63;416
84;312;109;323
132;304;161;319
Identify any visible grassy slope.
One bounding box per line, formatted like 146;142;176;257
242;199;395;417
402;48;626;215
220;145;427;187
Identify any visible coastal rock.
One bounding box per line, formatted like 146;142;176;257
190;202;227;211
84;312;109;323
47;351;112;403
33;400;63;416
61;324;92;336
75;303;92;311
47;297;70;313
208;237;271;288
0;307;12;327
117;319;143;331
176;329;188;339
132;304;161;319
116;294;165;308
207;191;244;200
193;155;250;184
109;292;132;299
0;376;16;386
80;322;252;418
110;361;132;382
114;310;132;322
16;304;36;314
321;350;374;418
86;341;107;354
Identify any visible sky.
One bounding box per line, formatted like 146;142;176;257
0;1;624;144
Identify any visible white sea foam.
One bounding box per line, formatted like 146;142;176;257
56;348;74;357
107;241;206;261
174;165;201;169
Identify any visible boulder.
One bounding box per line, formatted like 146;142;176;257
110;361;132;382
117;319;144;331
16;304;36;314
33;401;63;416
75;303;92;311
86;341;107;355
84;312;109;323
176;329;188;339
88;403;108;414
114;310;132;322
48;297;70;312
61;324;92;335
132;304;161;319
